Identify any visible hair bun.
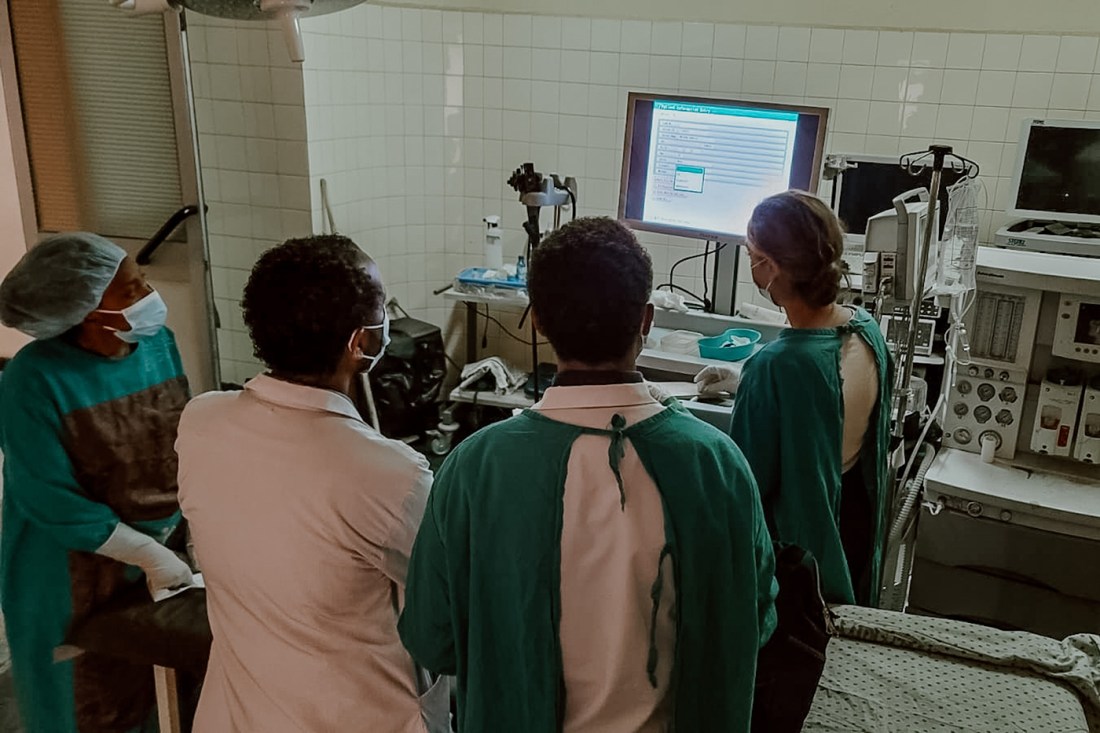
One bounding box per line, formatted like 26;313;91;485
749;190;847;307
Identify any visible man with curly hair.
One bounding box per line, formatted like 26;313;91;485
175;235;448;732
400;218;777;733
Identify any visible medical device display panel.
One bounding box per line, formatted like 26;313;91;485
881;314;935;356
967;285;1041;370
619;94;828;241
864;197;930;303
1009;119;1100;226
1053;294;1100;364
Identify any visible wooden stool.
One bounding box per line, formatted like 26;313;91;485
63;588;211;732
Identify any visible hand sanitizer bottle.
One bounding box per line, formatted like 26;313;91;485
483;215;503;270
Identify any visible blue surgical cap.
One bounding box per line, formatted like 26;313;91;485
0;233;127;340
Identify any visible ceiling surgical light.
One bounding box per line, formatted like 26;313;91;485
109;0;369;63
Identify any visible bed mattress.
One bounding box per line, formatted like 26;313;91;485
804;606;1100;733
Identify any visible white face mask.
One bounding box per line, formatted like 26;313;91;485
357;313;391;372
750;256;777;306
99;290;168;343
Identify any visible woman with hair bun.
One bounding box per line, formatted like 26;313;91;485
696;190;893;606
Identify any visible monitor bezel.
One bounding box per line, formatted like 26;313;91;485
618;92;830;242
1007;117;1100;226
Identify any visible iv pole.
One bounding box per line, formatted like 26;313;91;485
892;145;978;438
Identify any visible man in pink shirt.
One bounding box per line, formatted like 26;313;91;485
400;218;777;732
176;236;448;732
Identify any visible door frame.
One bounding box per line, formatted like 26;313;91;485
163;9;219;392
0;0;40;249
0;3;221;391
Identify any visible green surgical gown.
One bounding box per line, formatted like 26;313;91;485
0;328;189;733
730;307;893;605
399;403;777;733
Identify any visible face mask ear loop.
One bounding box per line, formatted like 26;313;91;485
355;317;391;372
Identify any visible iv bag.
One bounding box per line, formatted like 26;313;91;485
933;177;982;297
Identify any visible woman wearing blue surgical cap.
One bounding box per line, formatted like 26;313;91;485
0;233;193;733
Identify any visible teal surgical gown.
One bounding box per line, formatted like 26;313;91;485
400;403;777;733
730;308;893;605
0;328;189;733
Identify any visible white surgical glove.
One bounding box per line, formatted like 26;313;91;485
645;381;674;405
694;365;740;396
96;523;194;596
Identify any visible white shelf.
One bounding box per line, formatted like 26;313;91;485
639;326;762;378
638;348;753;377
442;288;528;309
449;386;534;409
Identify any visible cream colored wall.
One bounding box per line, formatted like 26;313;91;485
0;71;31;358
378;0;1100;34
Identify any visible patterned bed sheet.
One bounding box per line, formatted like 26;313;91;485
804;606;1100;733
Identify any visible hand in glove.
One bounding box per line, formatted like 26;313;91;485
141;545;194;595
694;365;740;396
96;523;194;595
645;381;674;405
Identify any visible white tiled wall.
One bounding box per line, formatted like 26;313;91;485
299;15;432;317
188;15;314;385
193;6;1100;379
298;8;559;368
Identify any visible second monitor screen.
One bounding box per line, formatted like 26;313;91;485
623;97;824;239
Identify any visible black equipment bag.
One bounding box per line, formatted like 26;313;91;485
751;543;835;733
368;317;446;439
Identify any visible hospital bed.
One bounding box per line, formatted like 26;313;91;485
806;605;1100;733
62;591;1100;733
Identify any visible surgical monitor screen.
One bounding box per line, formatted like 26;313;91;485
619;94;828;240
1013;123;1100;221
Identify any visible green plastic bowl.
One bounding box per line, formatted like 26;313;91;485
697;328;762;362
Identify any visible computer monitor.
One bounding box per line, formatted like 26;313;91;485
831;153;966;238
618;93;829;242
1008;118;1100;226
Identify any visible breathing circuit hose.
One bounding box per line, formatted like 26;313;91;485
888;444;936;548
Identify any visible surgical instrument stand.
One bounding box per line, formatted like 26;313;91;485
506;163;577;400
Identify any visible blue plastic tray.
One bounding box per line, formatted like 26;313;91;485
456;267;526;290
698;328;762;361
